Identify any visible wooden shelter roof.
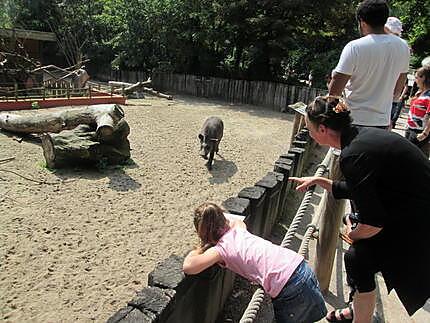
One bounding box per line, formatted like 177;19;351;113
0;28;56;42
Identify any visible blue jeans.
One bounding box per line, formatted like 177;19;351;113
272;261;327;323
390;101;404;126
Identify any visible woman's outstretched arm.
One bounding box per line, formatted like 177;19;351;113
289;176;333;192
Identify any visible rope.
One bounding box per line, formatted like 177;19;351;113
239;288;266;323
239;148;333;323
281;148;332;248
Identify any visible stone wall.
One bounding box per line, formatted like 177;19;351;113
107;128;314;323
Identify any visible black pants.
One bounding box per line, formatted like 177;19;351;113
344;238;382;293
405;128;430;157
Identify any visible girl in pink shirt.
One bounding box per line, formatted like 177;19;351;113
183;202;327;323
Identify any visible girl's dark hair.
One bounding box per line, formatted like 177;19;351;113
306;96;352;131
417;66;430;88
194;202;228;247
356;0;389;28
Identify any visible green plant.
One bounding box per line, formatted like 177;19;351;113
31;101;40;109
37;160;55;172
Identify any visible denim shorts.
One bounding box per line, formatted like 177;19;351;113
272;261;327;323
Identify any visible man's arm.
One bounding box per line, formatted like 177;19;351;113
348;223;382;241
393;73;408;101
328;72;351;97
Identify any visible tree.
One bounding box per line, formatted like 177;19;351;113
391;0;430;67
5;0;429;84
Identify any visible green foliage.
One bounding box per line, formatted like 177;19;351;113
37;160;55;172
390;0;430;68
3;0;429;84
0;1;13;28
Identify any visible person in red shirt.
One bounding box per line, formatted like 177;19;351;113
405;65;430;157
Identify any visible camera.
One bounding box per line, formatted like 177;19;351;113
342;213;360;229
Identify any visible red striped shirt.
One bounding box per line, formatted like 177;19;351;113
407;90;430;130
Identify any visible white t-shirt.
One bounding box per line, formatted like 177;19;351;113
334;34;410;126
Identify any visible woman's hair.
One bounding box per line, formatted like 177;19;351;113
306;96;352;131
194;202;228;247
417;65;430;88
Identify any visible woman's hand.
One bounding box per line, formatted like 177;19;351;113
289;176;334;192
417;132;428;142
289;176;319;192
344;214;353;235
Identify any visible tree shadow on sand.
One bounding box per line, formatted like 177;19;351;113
208;157;238;184
0;130;142;192
53;162;142;192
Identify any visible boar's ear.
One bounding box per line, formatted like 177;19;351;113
198;134;204;141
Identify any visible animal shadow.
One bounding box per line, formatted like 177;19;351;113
208;158;237;184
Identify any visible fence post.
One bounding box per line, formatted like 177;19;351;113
66;84;70;99
290;112;304;144
89;84;92;98
315;150;346;292
111;85;114;97
14;83;18;101
43;87;45;101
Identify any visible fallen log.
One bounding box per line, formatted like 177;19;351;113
143;87;173;100
108;81;133;87
109;79;152;95
0;104;124;140
40;120;131;169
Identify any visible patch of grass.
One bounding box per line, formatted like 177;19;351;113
37;160;56;172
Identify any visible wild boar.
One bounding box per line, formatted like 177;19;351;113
198;116;224;170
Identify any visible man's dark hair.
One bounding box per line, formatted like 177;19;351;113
356;0;389;28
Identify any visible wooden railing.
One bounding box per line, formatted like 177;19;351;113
0;83;124;102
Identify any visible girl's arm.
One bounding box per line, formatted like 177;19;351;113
417;113;430;141
183;246;222;275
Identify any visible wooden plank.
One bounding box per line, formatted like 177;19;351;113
0;95;126;111
0;28;56;41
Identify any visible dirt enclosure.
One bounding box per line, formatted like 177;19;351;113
0;95;295;322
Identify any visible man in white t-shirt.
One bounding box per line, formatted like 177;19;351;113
328;0;410;128
326;2;410;323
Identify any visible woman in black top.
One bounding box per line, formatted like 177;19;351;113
290;96;430;322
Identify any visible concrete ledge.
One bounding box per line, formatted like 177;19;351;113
255;172;283;237
238;186;266;236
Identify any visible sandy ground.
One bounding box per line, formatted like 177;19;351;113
0;95;294;322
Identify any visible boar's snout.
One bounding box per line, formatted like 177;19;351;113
200;145;209;159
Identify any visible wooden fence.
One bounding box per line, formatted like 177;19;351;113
95;69;149;84
152;72;327;111
94;70;327;111
94;69;327;111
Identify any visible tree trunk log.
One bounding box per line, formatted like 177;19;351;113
41;120;131;169
110;80;152;95
142;87;173;100
0;104;124;140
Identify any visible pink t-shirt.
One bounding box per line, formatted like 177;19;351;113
214;227;304;298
